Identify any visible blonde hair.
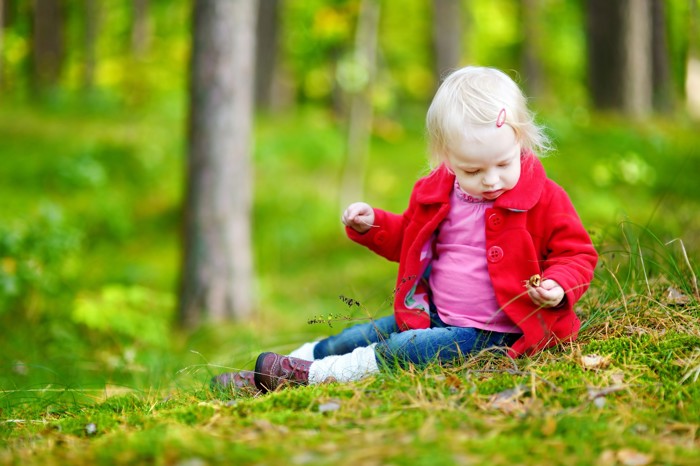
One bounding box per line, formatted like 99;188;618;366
426;66;551;166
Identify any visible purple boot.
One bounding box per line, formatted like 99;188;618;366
254;352;313;392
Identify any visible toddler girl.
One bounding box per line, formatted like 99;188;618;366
213;66;598;394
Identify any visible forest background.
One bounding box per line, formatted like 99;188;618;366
1;0;700;464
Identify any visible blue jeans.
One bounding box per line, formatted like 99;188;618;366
313;313;520;370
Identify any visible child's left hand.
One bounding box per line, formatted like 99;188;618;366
527;279;565;308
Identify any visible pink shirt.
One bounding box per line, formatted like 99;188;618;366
429;183;520;333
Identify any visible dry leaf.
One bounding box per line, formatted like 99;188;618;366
666;286;690;305
581;353;611;370
616;448;652;466
488;397;526;414
444;374;463;394
587;385;627;401
445;374;463;389
610;371;625;385
487;384;530;414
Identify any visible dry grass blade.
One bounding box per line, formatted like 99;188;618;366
679;348;700;384
666;238;700;300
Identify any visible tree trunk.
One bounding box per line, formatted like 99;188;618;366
83;0;100;91
131;0;150;58
180;0;257;327
31;0;65;91
586;0;624;110
621;0;652;117
651;0;673;112
432;0;462;81
338;0;380;210
586;0;655;117
255;0;280;110
520;0;544;99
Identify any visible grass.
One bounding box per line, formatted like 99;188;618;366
1;101;700;464
3;296;700;465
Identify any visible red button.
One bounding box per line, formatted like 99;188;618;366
487;213;504;230
487;246;504;263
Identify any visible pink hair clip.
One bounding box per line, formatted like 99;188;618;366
496;108;506;128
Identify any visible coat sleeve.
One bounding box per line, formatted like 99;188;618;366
537;183;598;309
345;208;407;263
345;179;428;262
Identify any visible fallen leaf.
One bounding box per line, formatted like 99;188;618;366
587;385;627;401
610;371;625;385
580;353;611;370
488;397;525;414
665;286;690;305
444;374;463;391
487;384;530;414
616;448;652;466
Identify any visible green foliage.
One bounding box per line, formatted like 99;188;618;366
72;285;174;348
0;204;82;316
6;0;694;115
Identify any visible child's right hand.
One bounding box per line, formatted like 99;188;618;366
342;202;376;233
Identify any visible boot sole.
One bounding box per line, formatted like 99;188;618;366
254;352;274;393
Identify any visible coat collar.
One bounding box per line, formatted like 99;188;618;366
414;152;546;211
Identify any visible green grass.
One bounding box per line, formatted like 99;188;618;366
1;101;700;464
3;309;700;465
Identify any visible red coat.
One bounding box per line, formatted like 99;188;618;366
346;155;598;357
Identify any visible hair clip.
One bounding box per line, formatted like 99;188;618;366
496;108;506;128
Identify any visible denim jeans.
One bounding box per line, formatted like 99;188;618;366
313;313;520;370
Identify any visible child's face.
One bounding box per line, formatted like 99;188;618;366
445;125;521;200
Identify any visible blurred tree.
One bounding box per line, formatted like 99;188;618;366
651;0;673;111
586;0;671;117
586;0;624;110
179;0;257;327
31;0;65;92
520;0;544;99
131;0;150;58
432;0;462;81
83;0;100;91
339;0;379;209
621;0;653;116
255;0;280;110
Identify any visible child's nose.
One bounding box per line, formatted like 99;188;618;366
482;171;499;186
